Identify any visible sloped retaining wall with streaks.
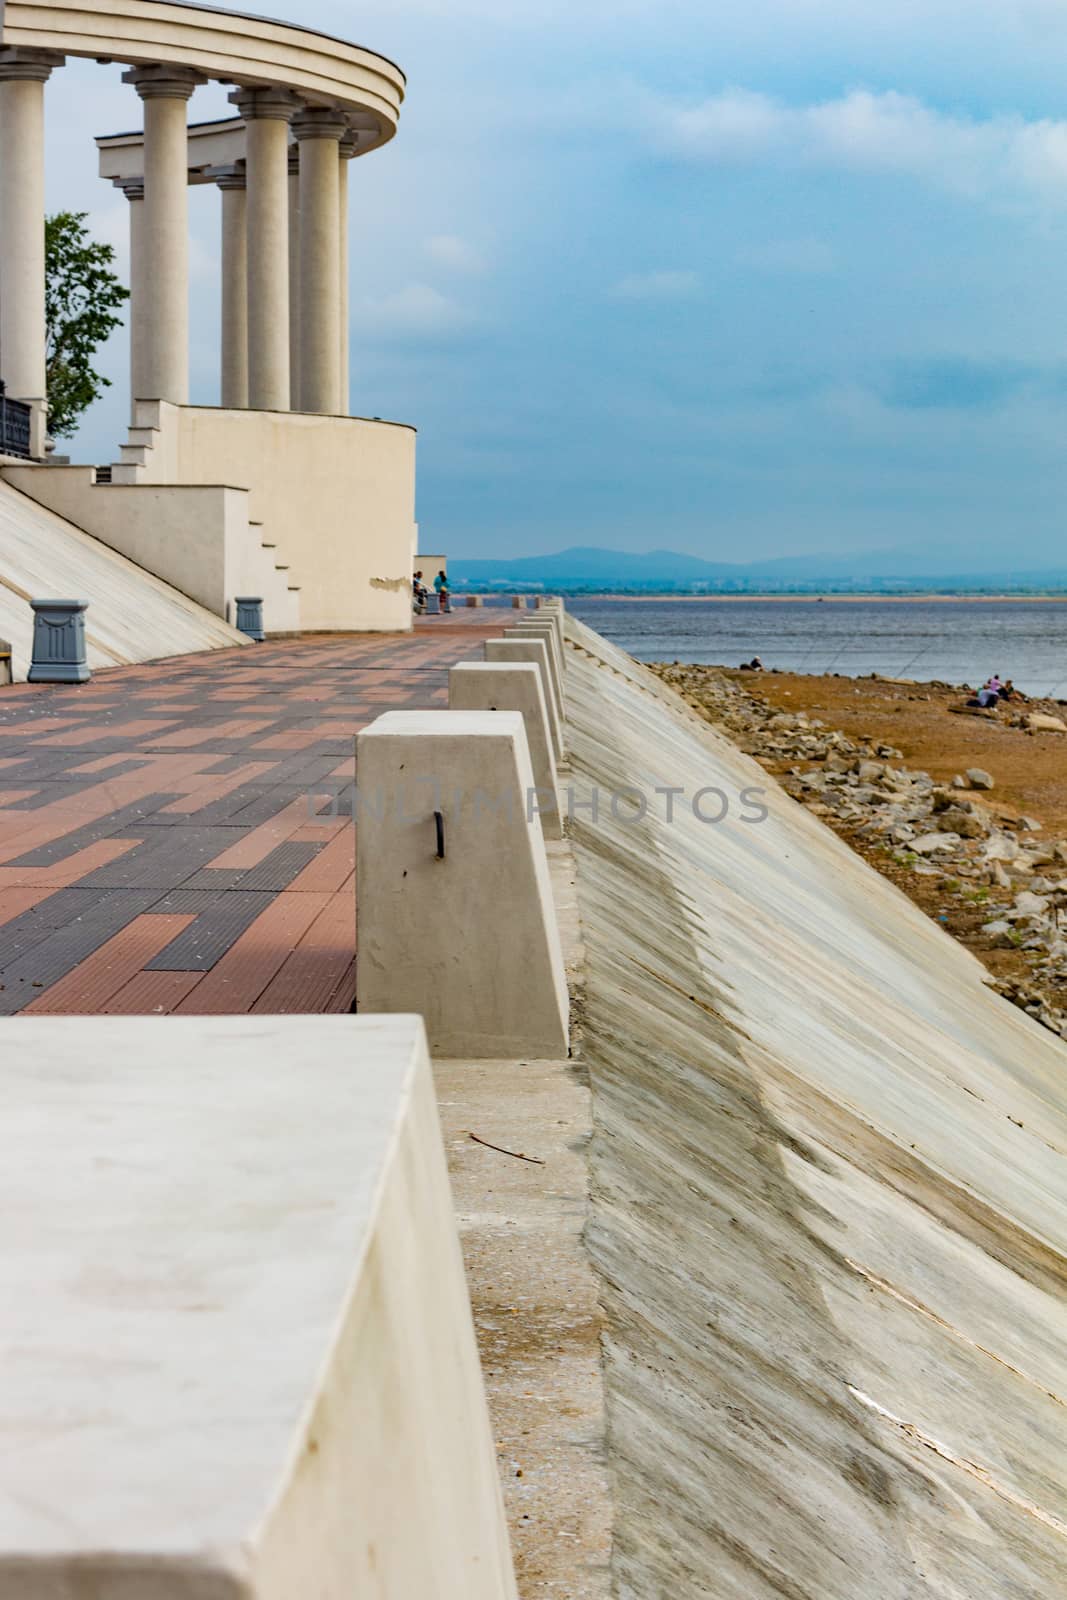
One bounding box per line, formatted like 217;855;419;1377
565;616;1067;1598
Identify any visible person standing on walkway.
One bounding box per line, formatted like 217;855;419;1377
434;570;451;613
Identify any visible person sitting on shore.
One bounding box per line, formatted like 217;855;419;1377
434;570;451;614
976;673;1002;708
739;655;764;672
998;678;1016;701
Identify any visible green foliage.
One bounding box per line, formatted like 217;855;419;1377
45;211;129;438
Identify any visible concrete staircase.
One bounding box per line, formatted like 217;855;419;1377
0;478;246;681
112;408;301;633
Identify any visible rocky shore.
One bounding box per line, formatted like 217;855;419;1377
651;662;1067;1042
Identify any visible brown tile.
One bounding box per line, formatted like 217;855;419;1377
157;761;277;814
102;969;204;1015
251;890;355;1014
206;797;331;870
39;718;179;747
21;913;196;1013
173;890;329;1014
0;885;59;928
0;837;139;889
324;958;357;1012
285;827;355;892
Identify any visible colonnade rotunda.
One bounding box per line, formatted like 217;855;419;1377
0;0;418;650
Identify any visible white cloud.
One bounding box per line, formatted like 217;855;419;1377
610;269;701;301
360;282;477;338
646;87;1067;208
424;234;486;272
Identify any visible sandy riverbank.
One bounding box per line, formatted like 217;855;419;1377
652;661;1067;1040
745;670;1067;834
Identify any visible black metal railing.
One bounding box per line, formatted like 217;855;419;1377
0;383;32;459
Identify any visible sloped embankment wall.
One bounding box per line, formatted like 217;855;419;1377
565;617;1067;1598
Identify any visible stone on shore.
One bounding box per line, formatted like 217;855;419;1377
966;767;994;789
912;832;959;854
937;807;987;838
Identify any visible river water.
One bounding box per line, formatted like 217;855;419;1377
563;598;1067;698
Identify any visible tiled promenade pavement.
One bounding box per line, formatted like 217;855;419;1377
0;618;497;1017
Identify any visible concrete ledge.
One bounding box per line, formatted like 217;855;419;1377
485;638;563;760
449;661;561;838
0;1015;515;1598
1;465;262;624
356;711;569;1058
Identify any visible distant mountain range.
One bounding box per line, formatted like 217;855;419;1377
447;545;1067;593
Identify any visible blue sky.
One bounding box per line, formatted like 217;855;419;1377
42;0;1067;565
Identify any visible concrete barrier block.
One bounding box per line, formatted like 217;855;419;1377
505;624;564;708
357;710;569;1059
484;638;563;759
0;1014;517;1599
509;621;566;702
449;662;562;839
511;595;527;608
465;594;484;607
510;615;565;676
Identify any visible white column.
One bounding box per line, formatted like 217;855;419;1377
287;146;301;409
292;108;346;415
114;178;147;421
123;65;204;406
0;49;61;456
338;132;356;417
216;167;248;408
231;88;297;413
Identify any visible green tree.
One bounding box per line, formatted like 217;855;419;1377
45;211;130;439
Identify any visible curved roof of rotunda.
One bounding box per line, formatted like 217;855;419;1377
1;0;405;151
